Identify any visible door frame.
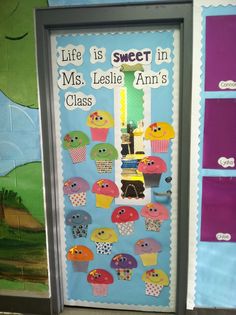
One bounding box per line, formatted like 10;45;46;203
35;2;192;314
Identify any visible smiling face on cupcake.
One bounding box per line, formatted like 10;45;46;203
63;131;90;149
111;206;139;223
90;143;118;161
87;110;114;128
138;156;167;174
92;179;119;197
142;269;169;286
141;203;169;220
145;122;175;140
91;228;118;243
134;238;162;254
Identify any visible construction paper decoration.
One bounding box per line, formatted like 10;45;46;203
137;156;167;187
90;227;118;254
67;245;94;272
63;177;90;206
205;15;236;91
203;99;236;169
201;177;236;242
65;210;92;238
134;238;162;266
92;179;119;208
142;269;169;297
145;122;175;153
87;269;114;296
87;110;114;141
141;203;169;232
110;253;137;280
90;143;118;173
63;131;90;163
111;206;139;236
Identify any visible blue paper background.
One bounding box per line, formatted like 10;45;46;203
56;30;175;308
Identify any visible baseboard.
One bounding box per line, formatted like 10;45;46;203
186;308;236;315
0;295;52;315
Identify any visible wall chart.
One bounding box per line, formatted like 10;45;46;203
50;28;179;312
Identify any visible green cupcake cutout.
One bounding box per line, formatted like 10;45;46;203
63;131;90;164
90;143;118;173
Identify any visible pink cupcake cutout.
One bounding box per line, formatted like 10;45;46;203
87;110;114;142
92;179;119;208
134;238;162;266
63;177;89;206
87;269;114;296
111;206;139;236
145;122;175;153
63;130;90;163
141;203;169;232
137;156;167;188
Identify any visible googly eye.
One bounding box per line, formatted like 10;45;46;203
76;214;80;218
74;136;78;140
95;117;99;120
72;215;76;219
149;208;153;212
99;117;103;120
105;184;109;188
151;161;155;165
144;243;149;247
154;208;157;212
157;127;161;131
153;128;157;132
99;149;102;153
78;250;82;254
102;149;106;152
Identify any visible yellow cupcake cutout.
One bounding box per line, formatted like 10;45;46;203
91;228;118;255
145;122;175;153
142;269;169;286
142;269;169;297
87;110;114;142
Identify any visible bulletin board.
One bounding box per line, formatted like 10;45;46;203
188;0;236;310
35;3;192;314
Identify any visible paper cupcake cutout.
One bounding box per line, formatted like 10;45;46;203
141;203;169;232
137;156;167;187
65;210;92;238
87;269;114;296
63;131;90;163
92;179;119;208
110;253;137;280
64;177;89;206
67;245;94;272
145;122;175;153
142;269;169;297
134;238;162;266
87;110;114;142
111;206;139;236
90;143;118;173
91;227;118;255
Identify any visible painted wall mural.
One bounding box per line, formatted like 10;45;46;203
0;0;48;294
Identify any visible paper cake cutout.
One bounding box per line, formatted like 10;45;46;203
63;177;90;206
90;143;118;173
65;210;92;238
63;131;90;163
142;269;169;297
145;122;175;153
87;110;114;142
111;206;139;236
87;269;114;296
134;238;162;266
137;156;167;188
67;245;94;272
90;227;118;254
141;203;169;232
92;179;119;208
110;253;137;280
